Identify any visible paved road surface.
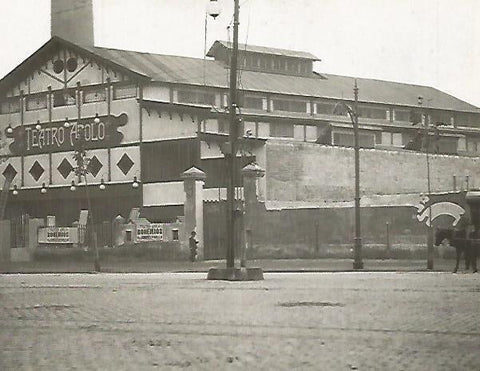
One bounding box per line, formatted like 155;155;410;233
1;272;479;370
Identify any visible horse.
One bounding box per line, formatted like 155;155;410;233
434;228;478;273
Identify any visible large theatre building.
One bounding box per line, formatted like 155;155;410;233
1;0;480;257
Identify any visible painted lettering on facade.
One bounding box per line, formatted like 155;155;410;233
6;113;127;155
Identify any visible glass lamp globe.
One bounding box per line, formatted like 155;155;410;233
207;0;221;18
132;176;139;189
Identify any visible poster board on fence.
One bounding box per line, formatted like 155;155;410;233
135;224;163;242
38;227;79;244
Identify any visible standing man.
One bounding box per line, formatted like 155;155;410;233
454;210;473;271
189;231;198;262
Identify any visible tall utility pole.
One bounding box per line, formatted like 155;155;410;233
417;96;434;270
352;80;363;270
226;0;240;269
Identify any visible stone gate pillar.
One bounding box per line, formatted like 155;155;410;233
241;163;265;267
181;167;206;260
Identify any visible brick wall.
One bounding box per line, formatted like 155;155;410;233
266;140;480;202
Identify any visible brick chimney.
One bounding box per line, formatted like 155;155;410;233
51;0;94;46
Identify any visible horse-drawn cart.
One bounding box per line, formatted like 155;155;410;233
435;190;480;273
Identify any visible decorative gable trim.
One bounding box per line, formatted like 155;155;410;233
0;37;151;96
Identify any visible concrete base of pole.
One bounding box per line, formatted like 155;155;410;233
207;267;264;281
353;261;364;270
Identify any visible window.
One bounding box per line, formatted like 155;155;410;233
392;133;402;146
0;99;20;114
172;229;179;241
243;96;264;110
244;55;258;68
273;58;282;71
113;85;137;100
270;122;294;138
243;121;256;136
381;132;402;146
381;132;391;145
26;94;48;111
393;109;410;122
333;131;375;148
430;111;453;126
467;140;480;154
259;57;268;70
272;99;307;113
53;91;76;107
358;106;387;120
456;113;479;127
83;88;106;104
316;102;337;115
287;60;298;74
177;89;215;106
305;125;318;141
218;119;229;134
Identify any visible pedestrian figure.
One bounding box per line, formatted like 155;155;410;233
454;211;475;272
189;231;198;262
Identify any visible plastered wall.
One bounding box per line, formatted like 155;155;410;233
266;140;480;202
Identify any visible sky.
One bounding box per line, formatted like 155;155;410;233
1;0;479;107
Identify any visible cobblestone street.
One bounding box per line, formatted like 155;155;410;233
1;272;479;370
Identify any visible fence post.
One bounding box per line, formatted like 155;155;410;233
386;221;391;257
181;167;206;260
0;220;11;261
241;163;265;267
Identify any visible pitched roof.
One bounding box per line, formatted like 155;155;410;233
1;37;479;114
206;40;320;61
89;45;480;113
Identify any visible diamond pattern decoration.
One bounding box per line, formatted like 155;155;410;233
117;153;134;175
2;164;18;181
29;161;45;182
57;158;74;179
87;155;103;177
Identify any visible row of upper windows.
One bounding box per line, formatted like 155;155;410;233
174;88;479;126
240;54;312;75
209;118;466;155
0;85;137;114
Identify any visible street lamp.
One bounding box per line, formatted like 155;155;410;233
40;182;48;194
333;80;363;270
132;176;140;189
416;95;434;270
72;130;100;272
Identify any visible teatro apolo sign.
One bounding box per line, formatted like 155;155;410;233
6;113;128;155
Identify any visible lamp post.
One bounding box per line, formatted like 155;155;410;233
417;96;434;270
334;80;363;270
70;124;100;272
